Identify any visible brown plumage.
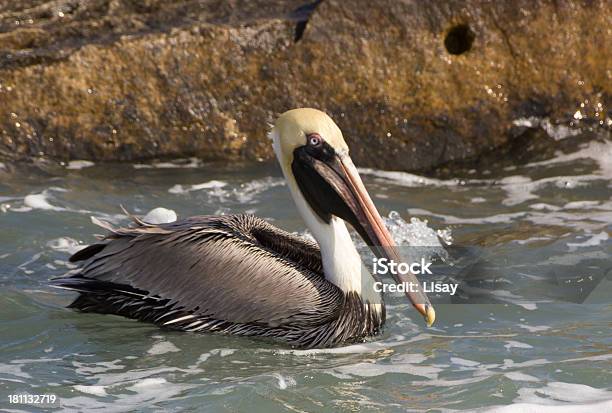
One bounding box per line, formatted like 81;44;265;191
52;214;385;348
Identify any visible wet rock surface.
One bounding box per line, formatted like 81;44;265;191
0;0;610;171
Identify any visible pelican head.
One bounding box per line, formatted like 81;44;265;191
270;108;435;327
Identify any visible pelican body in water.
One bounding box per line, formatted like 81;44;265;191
52;109;435;348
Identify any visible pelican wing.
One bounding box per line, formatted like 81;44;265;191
54;215;343;328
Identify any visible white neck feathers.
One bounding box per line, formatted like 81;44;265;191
270;130;381;304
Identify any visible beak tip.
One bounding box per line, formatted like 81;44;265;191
415;303;436;327
425;306;436;327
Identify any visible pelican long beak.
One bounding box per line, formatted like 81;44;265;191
336;156;436;326
292;148;435;326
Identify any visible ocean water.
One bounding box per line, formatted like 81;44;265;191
0;126;610;412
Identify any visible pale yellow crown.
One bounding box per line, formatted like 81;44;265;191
271;108;348;168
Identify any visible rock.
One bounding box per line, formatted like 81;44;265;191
0;0;609;172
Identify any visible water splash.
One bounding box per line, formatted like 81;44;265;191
512;116;582;141
66;160;95;170
142;207;177;224
384;211;452;247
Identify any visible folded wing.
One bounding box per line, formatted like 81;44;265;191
52;214;343;328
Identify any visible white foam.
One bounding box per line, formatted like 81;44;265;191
364;140;611;221
88;366;196;387
529;203;561;211
143;207;177;224
196;353;211;364
513;381;612;407
8;189;131;221
526;209;612;231
359;168;476;187
47;237;87;255
147;341;180;355
73;359;125;375
66;160;95;170
0;362;33;381
517;324;550;333
168;180;227;194
74;385;107;397
234;177;285;204
484;400;612;413
451;357;481;367
217;349;236;357
63;379;195;410
411;203;612;232
515;237;553;245
23;192;64;211
499;357;611;381
563;200;602;209
412;375;492;388
503;372;540;382
129;378;168;389
540;119;583;141
524;140;612;177
170;176;285;205
133;158;202;169
566;231;609;251
499;174;604;207
334;353;441;379
408;208;528;225
499;176;539;206
276;333;431;356
512;117;540;128
512;116;582;141
504;340;534;350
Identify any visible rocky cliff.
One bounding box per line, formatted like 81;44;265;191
0;0;609;171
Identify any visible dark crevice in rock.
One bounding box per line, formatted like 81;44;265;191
444;24;475;55
294;19;308;42
292;0;322;42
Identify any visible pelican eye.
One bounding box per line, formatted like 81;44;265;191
307;133;322;146
302;133;335;161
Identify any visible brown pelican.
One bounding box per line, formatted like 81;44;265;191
51;108;435;348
